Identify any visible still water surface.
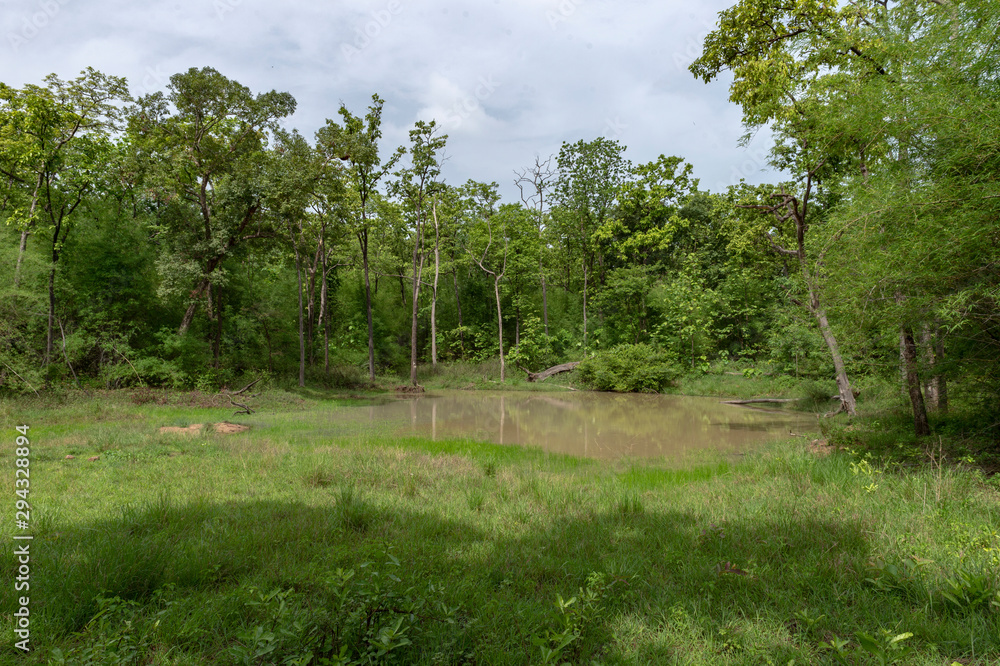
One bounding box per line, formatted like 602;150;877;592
341;390;817;460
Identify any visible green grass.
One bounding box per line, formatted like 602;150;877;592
1;390;998;665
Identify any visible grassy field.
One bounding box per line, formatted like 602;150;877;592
1;385;998;665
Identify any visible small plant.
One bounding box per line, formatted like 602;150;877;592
532;572;609;664
849;454;882;493
616;494;644;517
792;608;827;636
481;458;498;478
336;486;376;533
855;629;915;666
939;564;999;614
467;487;486;512
303;467;336;488
865;557;929;602
50;592;172;665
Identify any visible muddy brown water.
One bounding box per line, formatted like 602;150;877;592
342;390;818;460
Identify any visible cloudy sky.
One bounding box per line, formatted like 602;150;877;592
2;0;776;200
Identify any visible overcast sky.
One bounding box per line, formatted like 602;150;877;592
2;0;776;201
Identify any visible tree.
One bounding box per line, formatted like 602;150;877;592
689;1;894;416
130;67;296;337
0;68;128;364
553;138;629;351
265;130;325;386
393;120;446;386
515;155;556;336
462;182;511;381
316;95;403;382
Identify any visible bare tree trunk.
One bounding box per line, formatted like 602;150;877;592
921;324;947;414
582;260;589;351
307;245;321;368
13;174;43;297
452;260;464;355
14;229;30;294
360;230;376;382
320;245;330;375
431;200;440;367
921;325;938;411
207;284;222;369
294;241;306;388
541;268;549;336
901;326;930;436
811;294;857;416
494;277;505;382
410;217;425;386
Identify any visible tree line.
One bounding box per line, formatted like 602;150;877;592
2;0;997;439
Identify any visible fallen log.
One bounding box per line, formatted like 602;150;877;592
525;361;581;382
721;398;802;405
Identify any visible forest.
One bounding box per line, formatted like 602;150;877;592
1;0;998;441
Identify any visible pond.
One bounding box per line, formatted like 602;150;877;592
339;390;818;460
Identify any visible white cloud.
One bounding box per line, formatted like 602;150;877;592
0;0;778;199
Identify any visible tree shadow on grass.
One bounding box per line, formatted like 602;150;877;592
5;490;993;664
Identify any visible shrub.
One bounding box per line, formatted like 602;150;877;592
577;343;679;393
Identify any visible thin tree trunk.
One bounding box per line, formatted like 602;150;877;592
293;233;306;388
541;268;549;337
431;200;440;367
494;277;505;382
934;330;948;415
921;325;938;412
811;294;857;416
582;260;589;352
14;229;30;295
320;244;330;375
410;232;425;386
921;324;947;414
360;230;376;382
902;326;930;436
13;174;43;296
306;247;320;368
452;264;464;356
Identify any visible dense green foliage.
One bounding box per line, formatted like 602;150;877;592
2;0;999;442
577;343;679;393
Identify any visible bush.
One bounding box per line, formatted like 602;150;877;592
577;343;679;393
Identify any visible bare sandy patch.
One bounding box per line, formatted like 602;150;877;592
213;422;249;434
158;422;249;435
159;424;204;435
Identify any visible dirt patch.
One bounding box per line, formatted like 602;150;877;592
158;422;249;435
213;422;249;434
159;424;204;435
394;384;425;393
808;439;835;457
